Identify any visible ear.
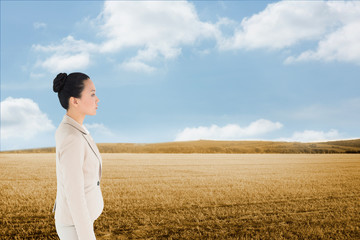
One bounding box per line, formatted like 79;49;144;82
69;97;79;107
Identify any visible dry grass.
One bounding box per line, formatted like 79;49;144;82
0;153;359;239
4;139;360;154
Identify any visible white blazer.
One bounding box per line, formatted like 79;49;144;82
53;115;104;240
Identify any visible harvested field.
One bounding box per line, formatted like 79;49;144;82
0;153;359;239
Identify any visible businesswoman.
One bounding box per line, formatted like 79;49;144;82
52;72;103;240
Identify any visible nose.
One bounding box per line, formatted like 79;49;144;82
96;96;100;103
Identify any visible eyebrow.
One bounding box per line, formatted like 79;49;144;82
91;89;96;92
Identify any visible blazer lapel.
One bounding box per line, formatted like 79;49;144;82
82;134;102;179
62;115;102;179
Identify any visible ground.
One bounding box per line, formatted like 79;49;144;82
0;153;359;239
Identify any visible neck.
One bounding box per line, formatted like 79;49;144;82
66;109;85;125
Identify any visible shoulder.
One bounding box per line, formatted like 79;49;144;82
56;123;85;147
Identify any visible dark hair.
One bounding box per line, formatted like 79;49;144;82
53;72;90;110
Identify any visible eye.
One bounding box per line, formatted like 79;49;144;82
91;94;95;97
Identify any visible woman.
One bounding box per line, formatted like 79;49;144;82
52;72;103;240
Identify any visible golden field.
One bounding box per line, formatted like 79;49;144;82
5;139;360;154
0;153;359;239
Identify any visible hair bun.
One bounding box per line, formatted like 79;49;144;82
53;73;68;93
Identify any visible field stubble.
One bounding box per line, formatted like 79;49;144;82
0;153;359;239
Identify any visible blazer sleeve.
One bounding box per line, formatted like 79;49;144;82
59;132;96;240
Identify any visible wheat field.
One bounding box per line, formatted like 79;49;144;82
0;153;359;239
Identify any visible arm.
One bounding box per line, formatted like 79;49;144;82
59;133;96;240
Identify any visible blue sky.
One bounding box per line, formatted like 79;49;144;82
1;0;360;151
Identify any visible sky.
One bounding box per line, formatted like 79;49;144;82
1;0;360;151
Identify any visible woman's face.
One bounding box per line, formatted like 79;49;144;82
77;79;99;116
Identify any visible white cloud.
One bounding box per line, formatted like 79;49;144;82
175;119;283;141
279;129;341;143
83;123;115;143
219;0;360;65
32;1;360;74
29;72;46;79
84;123;113;136
96;1;217;72
219;1;332;50
33;35;97;53
33;1;218;73
120;60;156;73
97;1;216;51
36;52;90;73
33;22;47;29
33;35;97;73
1;97;55;141
286;21;360;65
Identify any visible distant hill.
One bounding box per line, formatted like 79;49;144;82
2;139;360;154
